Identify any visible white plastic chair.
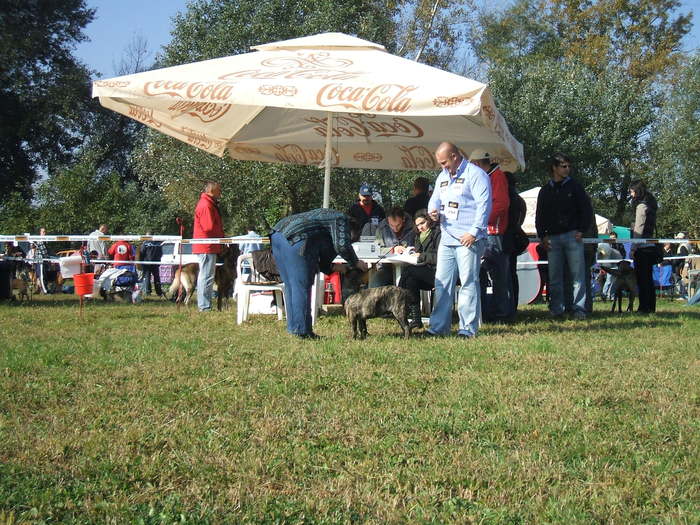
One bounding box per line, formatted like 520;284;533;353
235;254;286;325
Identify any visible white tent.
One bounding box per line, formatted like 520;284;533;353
520;187;612;236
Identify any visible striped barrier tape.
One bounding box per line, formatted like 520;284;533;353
0;234;694;245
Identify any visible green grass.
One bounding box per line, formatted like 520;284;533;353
1;295;699;523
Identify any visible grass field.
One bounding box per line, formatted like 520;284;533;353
1;294;699;524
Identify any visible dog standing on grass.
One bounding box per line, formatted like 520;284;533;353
601;260;638;312
170;263;199;305
345;286;412;339
214;245;239;311
170;245;239;310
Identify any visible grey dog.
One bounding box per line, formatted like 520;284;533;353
602;260;638;313
345;285;412;339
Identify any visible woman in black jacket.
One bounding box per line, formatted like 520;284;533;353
629;180;658;313
398;209;441;328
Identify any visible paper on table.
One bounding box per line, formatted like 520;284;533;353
381;252;422;265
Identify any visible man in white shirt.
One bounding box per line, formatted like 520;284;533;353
426;142;492;338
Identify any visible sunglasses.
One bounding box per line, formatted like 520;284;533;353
558;164;571;169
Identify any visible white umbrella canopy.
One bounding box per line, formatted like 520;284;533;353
92;32;525;205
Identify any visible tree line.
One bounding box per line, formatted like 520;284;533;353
1;0;697;238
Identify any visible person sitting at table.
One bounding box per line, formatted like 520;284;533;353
364;206;416;287
398;209;441;329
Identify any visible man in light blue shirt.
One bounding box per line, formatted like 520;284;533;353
426;142;492;338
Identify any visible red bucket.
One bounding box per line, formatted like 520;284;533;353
73;273;94;296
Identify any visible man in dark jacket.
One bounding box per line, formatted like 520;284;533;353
535;153;592;320
271;209;368;339
470;150;511;322
138;234;163;297
347;184;385;238
403;177;431;218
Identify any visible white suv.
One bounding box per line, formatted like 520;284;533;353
160;241;200;266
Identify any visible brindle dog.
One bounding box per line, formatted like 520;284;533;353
602;260;638;313
215;244;239;311
345;285;412;339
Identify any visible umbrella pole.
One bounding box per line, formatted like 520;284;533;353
322;112;333;208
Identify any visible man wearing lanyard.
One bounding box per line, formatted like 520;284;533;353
427;142;492;338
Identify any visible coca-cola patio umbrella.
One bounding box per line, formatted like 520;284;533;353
92;32;525;207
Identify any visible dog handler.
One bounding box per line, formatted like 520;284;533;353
193;181;224;312
427;142;492;338
271;209;369;339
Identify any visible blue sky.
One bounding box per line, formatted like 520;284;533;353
75;0;699;78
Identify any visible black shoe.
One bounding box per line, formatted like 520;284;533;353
297;332;321;340
457;333;475;339
421;330;442;338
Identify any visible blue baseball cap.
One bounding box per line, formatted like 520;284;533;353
359;184;372;196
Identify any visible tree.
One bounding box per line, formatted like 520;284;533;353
32;151;174;236
649;52;700;236
0;0;95;203
79;35;156;184
471;0;692;223
473;0;692;81
395;0;473;68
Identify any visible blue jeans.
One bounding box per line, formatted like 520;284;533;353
547;231;587;315
429;239;486;337
271;231;317;336
481;235;512;321
602;271;614;299
196;253;217;311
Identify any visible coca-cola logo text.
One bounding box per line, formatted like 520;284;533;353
167;101;231;123
316;83;416;113
94;80;130;88
233;145;262;155
143;80;234;101
128;105;161;128
181;127;224;151
305;114;424;139
482;104;496;121
273;144;339;166
399;145;437;170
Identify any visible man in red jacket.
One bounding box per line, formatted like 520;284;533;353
193;181;224;311
470;150;512;322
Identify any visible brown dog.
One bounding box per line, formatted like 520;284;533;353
170;263;199;305
602;261;638;313
345;285;412;339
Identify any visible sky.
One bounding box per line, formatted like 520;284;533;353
75;0;699;78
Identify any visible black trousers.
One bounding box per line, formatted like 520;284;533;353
141;265;162;295
398;265;436;305
634;248;657;313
